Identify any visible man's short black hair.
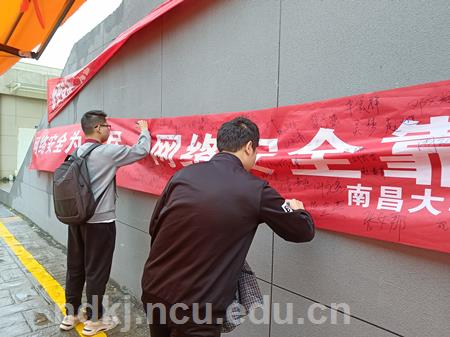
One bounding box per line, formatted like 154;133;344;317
217;117;260;152
81;110;107;135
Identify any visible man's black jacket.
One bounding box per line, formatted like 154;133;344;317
141;152;315;317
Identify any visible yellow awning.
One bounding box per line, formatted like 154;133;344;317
0;0;85;75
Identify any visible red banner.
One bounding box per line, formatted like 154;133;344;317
47;0;185;122
34;79;450;254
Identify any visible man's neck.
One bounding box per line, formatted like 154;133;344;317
221;151;247;170
84;135;103;143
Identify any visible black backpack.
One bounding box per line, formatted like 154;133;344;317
53;143;106;225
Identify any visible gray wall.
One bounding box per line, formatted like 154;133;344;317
3;1;450;336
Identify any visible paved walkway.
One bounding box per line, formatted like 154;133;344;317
0;203;149;337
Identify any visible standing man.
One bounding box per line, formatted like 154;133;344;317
59;110;151;335
141;117;315;337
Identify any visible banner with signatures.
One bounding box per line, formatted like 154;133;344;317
33;79;450;253
47;0;185;122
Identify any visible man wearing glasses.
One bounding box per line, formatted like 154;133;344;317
60;110;150;335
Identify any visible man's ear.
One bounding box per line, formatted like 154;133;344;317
245;141;253;154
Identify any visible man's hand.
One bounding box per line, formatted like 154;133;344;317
286;199;305;210
136;120;148;131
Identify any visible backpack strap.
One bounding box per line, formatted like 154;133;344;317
80;143;112;205
80;143;103;159
95;178;112;206
64;143;101;162
78;143;103;202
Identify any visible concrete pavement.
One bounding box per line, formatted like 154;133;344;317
0;203;149;337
